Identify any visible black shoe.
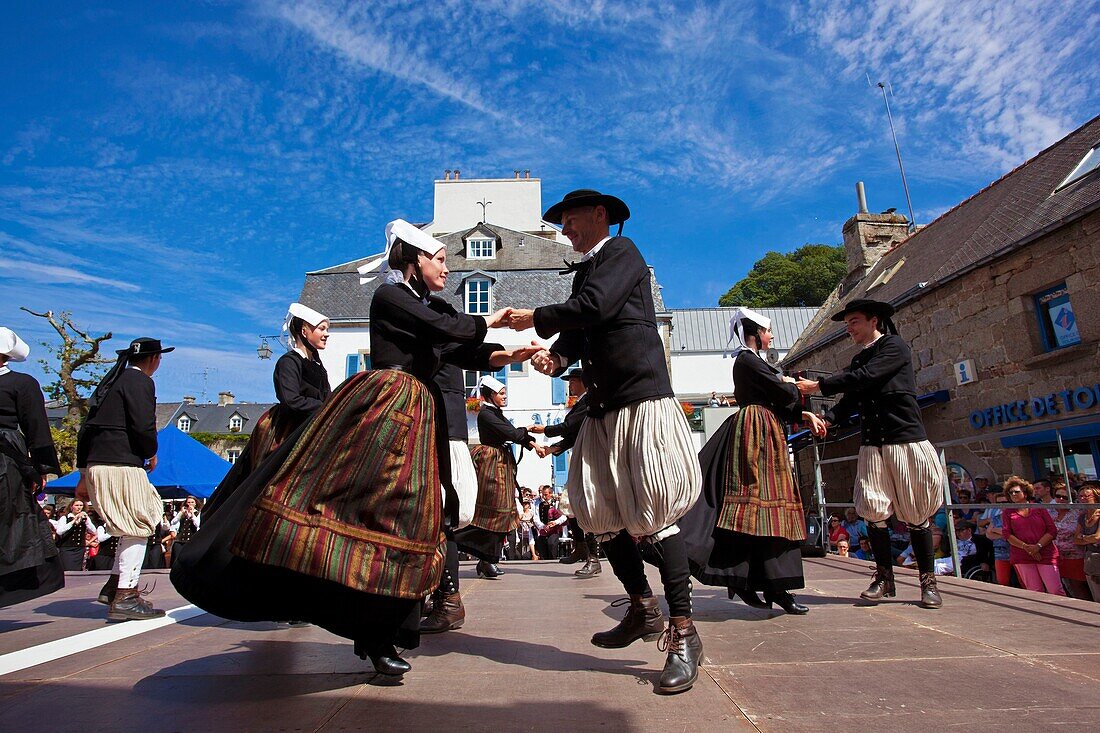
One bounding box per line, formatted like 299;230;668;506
728;588;770;609
574;559;602;578
354;641;411;676
491;563;505;576
97;574;119;605
591;595;664;648
107;588;166;621
764;589;809;615
919;572;943;609
860;567;896;601
657;617;703;694
476;560;500;579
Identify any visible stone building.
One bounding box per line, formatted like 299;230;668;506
161;391;275;465
784;115;1100;505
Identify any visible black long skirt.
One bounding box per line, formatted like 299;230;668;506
170;421;420;651
680;411;805;593
453;525;506;563
0;429;64;608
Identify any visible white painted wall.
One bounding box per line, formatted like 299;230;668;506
426;178;568;242
669;349;792;398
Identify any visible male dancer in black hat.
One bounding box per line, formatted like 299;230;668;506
532;368;600;578
509;190;703;694
78;338;173;620
797;299;946;608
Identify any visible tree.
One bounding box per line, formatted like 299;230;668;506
719;244;846;308
20;308;113;472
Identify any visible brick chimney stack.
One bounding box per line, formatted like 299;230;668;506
840;183;910;294
183;395;196;405
217;391;235;407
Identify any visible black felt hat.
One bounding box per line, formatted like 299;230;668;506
116;337;175;357
561;368;585;381
830;299;895;323
543;189;630;226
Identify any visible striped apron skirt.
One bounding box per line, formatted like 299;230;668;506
854;440;945;526
231;370;445;600
453;443;516;562
245;405;302;468
568;397;701;541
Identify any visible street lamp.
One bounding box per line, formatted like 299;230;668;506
256;336;275;360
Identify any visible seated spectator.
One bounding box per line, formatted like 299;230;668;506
835;538;850;557
828;515;848;547
896;542;916;568
889;518;910;553
973;475;992;499
853;537;875;561
1074;483;1100;601
1052;485;1090;599
954;522;978;569
953;489;981;525
1002;476;1065;596
841;507;868;549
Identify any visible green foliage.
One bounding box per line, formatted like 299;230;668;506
718;244;846;308
188;432;251;445
50;420;79;475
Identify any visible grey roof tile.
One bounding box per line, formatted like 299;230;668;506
165;402;275;435
669;307;817;352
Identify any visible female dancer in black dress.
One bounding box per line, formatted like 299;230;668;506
172;220;532;675
0;327;63;607
681;308;826;614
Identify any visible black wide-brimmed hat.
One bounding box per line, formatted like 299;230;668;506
561;367;585;381
116;337;175;357
543;189;630;226
830;299;895;322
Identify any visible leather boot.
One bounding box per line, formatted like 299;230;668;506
591;595;664;648
107;588;166;621
476;560;500;579
729;587;770;608
559;539;588;564
657;616;703;694
575;558;602;578
861;525;897;601
764;589;809;615
911;526;943;608
354;640;411;676
97;574;119;605
421;591;465;633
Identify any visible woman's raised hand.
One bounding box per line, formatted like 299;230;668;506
484;308;513;329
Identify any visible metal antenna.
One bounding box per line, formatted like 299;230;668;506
191;367;217;403
477;198;492;223
876;81;916;230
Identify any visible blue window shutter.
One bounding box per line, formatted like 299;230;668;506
551;377;566;405
553;450;569;488
345;354;359;379
494;366;507;383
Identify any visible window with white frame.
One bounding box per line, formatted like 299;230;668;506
177;416;191;433
226;448;242;465
1034;282;1082;351
465;278;492;315
467;238;495;259
229;415;243;432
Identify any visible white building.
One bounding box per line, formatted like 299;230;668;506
297;172;670;490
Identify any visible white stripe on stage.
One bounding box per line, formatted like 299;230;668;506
0;604;209;677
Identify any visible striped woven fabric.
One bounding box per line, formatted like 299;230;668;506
716;405;806;541
231;370;445;599
469;444;518;533
246;405;299;467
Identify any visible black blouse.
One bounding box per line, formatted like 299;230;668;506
732;351;803;424
0;370;59;474
273;351;331;416
544;393;589;452
819;334;927;447
477;403;532;450
369;282;488;383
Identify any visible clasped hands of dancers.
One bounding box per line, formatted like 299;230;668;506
0;186;946;697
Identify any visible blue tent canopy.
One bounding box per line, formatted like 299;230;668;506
48;425;232;499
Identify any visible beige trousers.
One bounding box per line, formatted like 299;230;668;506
85;465;163;538
854;440;945;525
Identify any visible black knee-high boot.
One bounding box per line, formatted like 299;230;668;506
860;525;896;601
909;526;943;609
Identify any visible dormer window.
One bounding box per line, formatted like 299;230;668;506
229;415;243;432
467;237;495;259
177;416;191;433
1056;144;1100;191
466;277;492;315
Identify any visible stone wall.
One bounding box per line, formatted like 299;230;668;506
788;208;1100;503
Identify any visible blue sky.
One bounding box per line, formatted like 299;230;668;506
3;0;1097;403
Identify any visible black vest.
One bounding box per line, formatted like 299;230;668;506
56;516;86;548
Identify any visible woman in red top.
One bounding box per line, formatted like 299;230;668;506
828;515;850;548
1001;476;1065;596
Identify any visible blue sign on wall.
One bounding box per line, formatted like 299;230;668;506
970;383;1100;429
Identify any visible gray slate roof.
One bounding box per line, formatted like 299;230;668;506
788;113;1100;361
669;307;817;352
299;223;667;319
165;402;275;435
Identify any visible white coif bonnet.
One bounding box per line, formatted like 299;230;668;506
358;219;447;285
0;327;30;362
283;303;329;341
479;375;506;394
726;307;771;359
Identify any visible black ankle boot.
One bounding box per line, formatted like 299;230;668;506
861;566;896;600
476;560;500;578
764;589;809;615
591;595;664;648
911;526;943;609
354;640;411;676
657;617;703;694
729;587;770;608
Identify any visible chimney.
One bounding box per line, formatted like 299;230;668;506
454;169;460;180
513;169;520;179
444;169;451;180
840;183;910;294
524;169;530;179
217;391;235;407
183;395;196;405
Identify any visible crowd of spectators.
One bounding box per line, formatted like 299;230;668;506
827;473;1100;602
42;495;203;571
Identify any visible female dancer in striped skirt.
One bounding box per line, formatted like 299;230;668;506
172;219;535;675
681;308;827;615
